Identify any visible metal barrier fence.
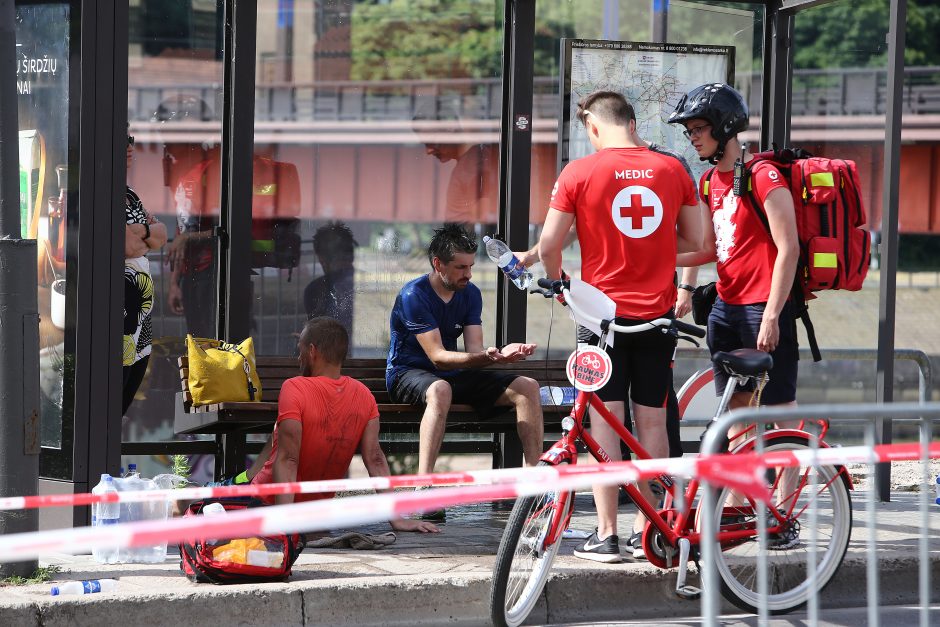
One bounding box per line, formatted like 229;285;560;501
699;402;939;627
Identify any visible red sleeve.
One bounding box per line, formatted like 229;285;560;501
276;378;304;425
750;162;789;205
548;162;581;214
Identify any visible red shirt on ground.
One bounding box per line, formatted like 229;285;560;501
252;375;379;503
550;146;697;318
700;161;789;305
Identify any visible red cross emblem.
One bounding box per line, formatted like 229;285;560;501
618;193;656;229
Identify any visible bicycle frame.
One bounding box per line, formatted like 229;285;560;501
537;367;815;559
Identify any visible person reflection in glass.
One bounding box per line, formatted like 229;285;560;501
413;102;499;227
153;95;220;339
304;221;357;341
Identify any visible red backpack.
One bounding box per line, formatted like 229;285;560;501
178;498;306;584
705;146;871;361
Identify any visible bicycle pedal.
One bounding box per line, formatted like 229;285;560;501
676;585;701;600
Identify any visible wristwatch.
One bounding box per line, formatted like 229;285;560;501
142;222;151;242
678;283;695;293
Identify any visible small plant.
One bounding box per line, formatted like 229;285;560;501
1;564;62;586
171;454;192;483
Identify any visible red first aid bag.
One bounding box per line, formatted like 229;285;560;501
178;498;305;584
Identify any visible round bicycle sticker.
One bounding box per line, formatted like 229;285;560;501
565;346;613;392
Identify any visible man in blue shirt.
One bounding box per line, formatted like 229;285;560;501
387;225;544;496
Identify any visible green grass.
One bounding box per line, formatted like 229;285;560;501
1;564;63;586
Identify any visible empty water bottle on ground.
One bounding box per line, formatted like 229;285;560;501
50;579;118;596
91;474;120;564
483;236;532;290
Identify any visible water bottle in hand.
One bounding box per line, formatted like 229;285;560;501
50;579;118;596
483;236;532;290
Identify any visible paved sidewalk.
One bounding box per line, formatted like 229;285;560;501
1;491;938;626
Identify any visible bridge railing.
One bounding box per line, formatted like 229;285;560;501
130;66;940;123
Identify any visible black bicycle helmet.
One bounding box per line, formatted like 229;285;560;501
668;83;748;163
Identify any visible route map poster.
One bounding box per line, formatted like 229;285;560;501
559;39;734;183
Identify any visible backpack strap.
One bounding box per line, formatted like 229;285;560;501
744;157;823;363
742;158;773;236
703;166;717;206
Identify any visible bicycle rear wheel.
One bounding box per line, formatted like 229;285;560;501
705;436;852;614
490;461;572;627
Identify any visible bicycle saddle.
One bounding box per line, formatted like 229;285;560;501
712;348;773;376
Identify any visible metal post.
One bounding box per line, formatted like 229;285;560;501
651;0;668;43
0;0;40;578
220;0;258;343
498;0;535;345
875;0;907;502
0;0;19;235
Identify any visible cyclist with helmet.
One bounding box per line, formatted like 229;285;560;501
668;83;801;418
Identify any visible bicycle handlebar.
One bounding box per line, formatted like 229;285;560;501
532;277;707;339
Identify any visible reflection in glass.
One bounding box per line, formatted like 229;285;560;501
125;0;224;484
15;2;73;454
252;0;505;359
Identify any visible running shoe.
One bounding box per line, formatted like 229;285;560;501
573;530;621;563
629;532;647;560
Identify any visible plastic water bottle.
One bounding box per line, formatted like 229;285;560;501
483;236;532;290
935;475;940;506
539;385;576;405
123;463;137;478
50;579;118;596
91;474;120;564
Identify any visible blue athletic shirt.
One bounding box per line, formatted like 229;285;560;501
386;274;483;388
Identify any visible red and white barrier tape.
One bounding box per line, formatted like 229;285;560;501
0;441;936;563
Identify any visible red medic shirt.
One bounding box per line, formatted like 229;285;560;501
550;147;697;318
700;161;789;305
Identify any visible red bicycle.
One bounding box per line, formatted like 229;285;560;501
489;278;852;626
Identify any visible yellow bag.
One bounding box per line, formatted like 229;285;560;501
186;335;262;406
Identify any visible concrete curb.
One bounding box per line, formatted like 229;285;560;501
2;556;936;626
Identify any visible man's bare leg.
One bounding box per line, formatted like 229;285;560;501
499;376;544;466
417;380;452;475
632;403;669;535
588;400;627;540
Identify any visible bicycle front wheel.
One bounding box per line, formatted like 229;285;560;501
706;436;852;614
490;461;572;627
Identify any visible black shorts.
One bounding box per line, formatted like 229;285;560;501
389;368;518;416
576;313;677;408
707;298;799;405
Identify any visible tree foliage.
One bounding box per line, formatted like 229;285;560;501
793;0;940;69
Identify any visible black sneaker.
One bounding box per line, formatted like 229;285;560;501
629;532;647;560
573;530;621;564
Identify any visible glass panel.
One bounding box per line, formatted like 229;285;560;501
15;1;76;479
791;1;894;416
124;0;224;484
251;0;505;359
529;1;765;365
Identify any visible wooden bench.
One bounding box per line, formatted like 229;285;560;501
174;356;575;480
